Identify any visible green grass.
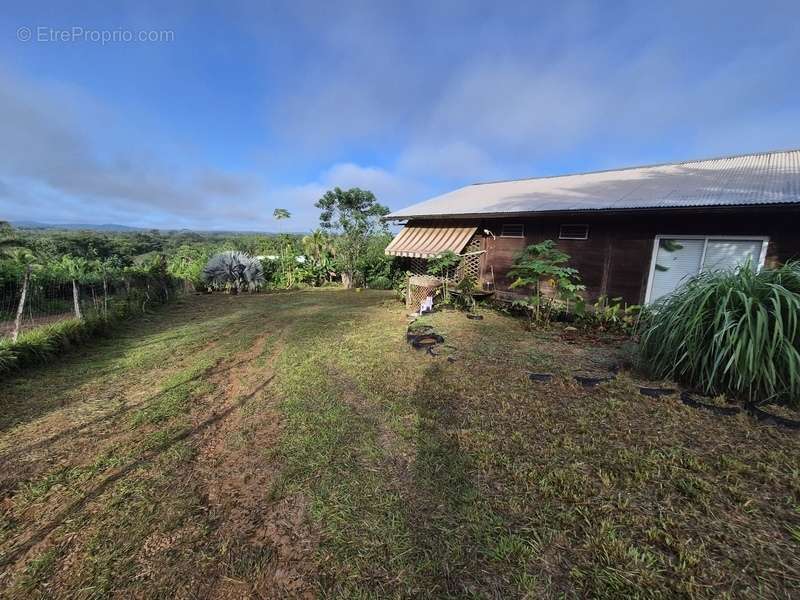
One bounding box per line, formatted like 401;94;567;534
1;290;799;598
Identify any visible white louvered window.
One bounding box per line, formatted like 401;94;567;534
647;236;768;303
559;224;589;240
500;224;524;238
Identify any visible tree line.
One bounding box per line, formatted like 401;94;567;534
1;187;405;305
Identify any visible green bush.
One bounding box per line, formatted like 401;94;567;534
639;261;800;405
508;240;585;324
367;275;393;289
0;345;17;372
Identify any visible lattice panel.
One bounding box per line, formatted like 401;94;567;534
457;236;483;281
406;276;442;310
402;257;429;276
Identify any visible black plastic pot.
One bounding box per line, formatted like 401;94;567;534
680;392;740;416
466;314;484;320
575;374;615;388
747;403;800;429
639;387;677;398
528;373;553;383
409;333;445;350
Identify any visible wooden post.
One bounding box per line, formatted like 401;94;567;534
72;279;83;320
102;276;109;318
599;234;613;298
12;266;31;342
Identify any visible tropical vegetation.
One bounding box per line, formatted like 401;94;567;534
508;240;586;324
639;261;800;405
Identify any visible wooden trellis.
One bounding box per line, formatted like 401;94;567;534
457;237;483;281
405;257;429;276
405;275;442;310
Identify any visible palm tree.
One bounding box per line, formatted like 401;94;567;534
55;256;89;320
301;229;332;262
273;208;291;225
272;209;292;286
302;229;336;284
7;248;38;341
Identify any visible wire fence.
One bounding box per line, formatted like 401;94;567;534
0;274;188;341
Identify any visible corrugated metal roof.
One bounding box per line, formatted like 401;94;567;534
384;223;477;258
386;149;800;219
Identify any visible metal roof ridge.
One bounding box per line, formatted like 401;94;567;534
468;147;800;187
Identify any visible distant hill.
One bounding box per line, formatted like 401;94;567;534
10;221;306;235
12;221;143;232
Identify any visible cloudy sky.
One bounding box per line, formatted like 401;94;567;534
1;1;799;231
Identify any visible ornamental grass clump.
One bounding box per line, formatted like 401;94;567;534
639;261;800;405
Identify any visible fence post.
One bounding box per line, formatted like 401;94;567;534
11;266;31;342
72;279;83;320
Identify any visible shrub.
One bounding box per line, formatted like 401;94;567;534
367;275;393;290
508;240;585;324
203;251;265;291
639;261;800;405
576;295;642;335
0;345;17;372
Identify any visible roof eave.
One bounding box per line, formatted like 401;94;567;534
384;201;800;221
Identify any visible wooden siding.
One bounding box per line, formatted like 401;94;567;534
470;206;800;304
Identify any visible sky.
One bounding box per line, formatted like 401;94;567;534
1;0;799;232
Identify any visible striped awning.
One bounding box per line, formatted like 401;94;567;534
385;223;478;258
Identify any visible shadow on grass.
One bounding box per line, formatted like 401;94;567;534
0;375;275;569
406;362;481;596
0;294;316;433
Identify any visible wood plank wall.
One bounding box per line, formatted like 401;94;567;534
469;207;800;304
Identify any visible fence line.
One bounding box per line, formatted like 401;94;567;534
0;274;187;341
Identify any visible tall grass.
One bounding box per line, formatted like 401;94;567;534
639;261;800;405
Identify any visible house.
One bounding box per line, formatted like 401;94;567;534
384;149;800;304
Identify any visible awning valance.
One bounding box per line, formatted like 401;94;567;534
385;223;478;258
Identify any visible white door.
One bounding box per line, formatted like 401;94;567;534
649;238;705;302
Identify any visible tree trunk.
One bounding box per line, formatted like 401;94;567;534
341;271;353;289
102;277;109;318
72;279;83;320
12;267;31;342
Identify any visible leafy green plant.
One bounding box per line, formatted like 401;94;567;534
427;251;463;303
0;345;17;372
427;251;461;279
507;240;585;324
639;261;800;405
578;295;642;335
452;275;478;311
367;275;393;290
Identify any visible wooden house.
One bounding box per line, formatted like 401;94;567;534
384;149;800;304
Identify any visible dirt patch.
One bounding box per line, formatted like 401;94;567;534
183;330;320;598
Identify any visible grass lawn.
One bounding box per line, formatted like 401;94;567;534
0;289;798;598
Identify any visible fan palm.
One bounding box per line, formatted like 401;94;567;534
202;251;265;292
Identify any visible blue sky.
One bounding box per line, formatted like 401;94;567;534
1;1;799;231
